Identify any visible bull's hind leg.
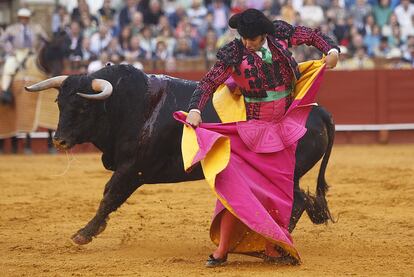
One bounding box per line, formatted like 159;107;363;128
71;170;142;245
289;178;307;233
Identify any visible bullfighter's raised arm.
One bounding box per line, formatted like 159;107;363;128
272;20;340;56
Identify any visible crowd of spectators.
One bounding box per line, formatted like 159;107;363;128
4;0;414;72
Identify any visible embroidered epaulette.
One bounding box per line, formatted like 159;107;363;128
272;20;295;40
216;39;244;66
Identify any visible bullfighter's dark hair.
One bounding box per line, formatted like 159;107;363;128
228;9;275;39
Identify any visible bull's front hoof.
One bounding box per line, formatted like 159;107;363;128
71;232;92;245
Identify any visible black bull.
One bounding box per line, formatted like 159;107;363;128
26;64;334;245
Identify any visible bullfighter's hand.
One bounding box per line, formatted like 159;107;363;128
324;52;339;69
186;110;202;127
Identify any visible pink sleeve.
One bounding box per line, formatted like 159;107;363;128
290;26;337;55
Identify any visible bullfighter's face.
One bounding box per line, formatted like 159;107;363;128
241;35;266;52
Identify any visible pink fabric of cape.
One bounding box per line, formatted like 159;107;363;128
174;63;326;262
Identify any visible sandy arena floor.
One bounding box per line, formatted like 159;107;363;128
0;144;413;276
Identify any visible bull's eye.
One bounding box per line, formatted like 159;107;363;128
54;98;58;103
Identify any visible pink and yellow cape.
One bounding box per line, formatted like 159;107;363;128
174;59;326;262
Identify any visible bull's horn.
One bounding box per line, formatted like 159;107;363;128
77;79;113;100
25;75;68;92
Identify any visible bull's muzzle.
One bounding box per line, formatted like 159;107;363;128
53;138;71;150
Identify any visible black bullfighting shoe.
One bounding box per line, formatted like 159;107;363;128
205;254;228;268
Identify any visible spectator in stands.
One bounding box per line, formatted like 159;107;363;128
105;16;120;37
198;12;215;38
315;0;331;10
362;0;400;10
71;0;86;22
79;36;93;62
381;12;399;37
119;0;145;29
163;0;178;15
66;21;84;60
401;45;414;66
261;0;281;20
153;39;171;60
89;23;113;55
231;0;248;14
320;22;338;45
139;26;155;57
326;0;348;23
334;17;351;46
349;32;365;54
360;13;376;36
291;0;303;11
51;5;71;34
299;0;325;28
174;37;197;58
143;0;165;25
364;24;381;56
156;27;177;56
401;35;414;60
175;0;193;9
387;24;403;48
394;0;414;39
373;0;393;29
345;46;375;69
126;34;147;59
168;5;187;28
175;16;200;42
202;28;219;61
373;35;401;58
98;0;116;23
130;11;145;35
75;0;99;28
87;50;110;73
187;0;208;28
208;0;230;36
153;14;172;36
118;25;132;51
105;37;124;57
280;0;296;24
80;12;98;38
349;0;372;30
0;8;48;104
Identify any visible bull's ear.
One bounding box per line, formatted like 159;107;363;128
76;79;113;100
25;75;68;92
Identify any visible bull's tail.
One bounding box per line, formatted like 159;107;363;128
304;109;335;224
